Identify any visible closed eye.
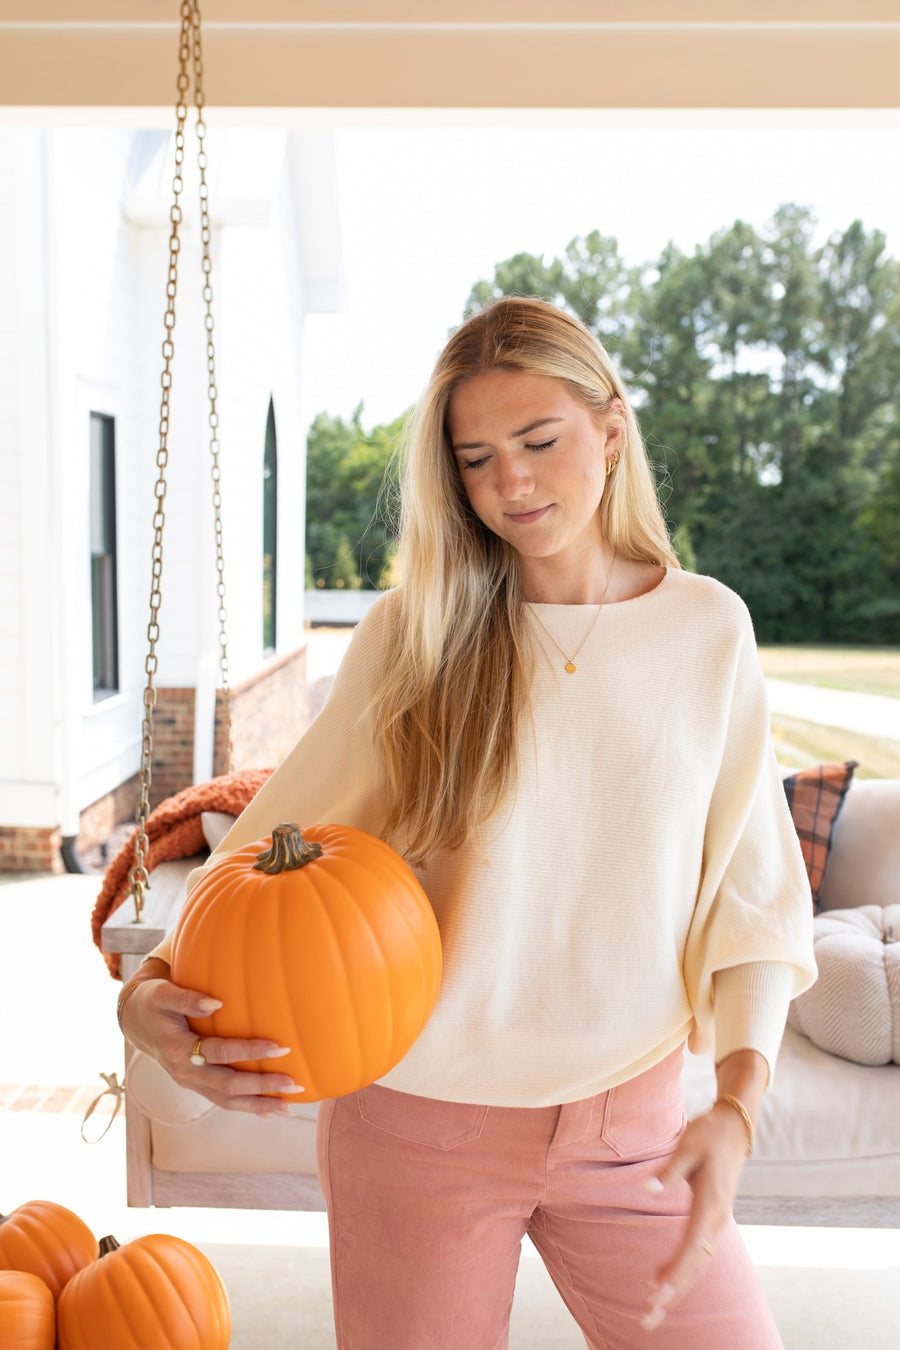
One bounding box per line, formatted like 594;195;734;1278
461;455;490;471
525;437;558;452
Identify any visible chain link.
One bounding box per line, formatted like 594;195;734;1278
128;0;230;922
191;2;233;775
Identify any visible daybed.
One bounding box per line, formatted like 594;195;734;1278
101;771;900;1226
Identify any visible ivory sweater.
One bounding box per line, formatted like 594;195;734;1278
152;569;816;1107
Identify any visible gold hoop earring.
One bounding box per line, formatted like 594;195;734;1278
606;452;620;478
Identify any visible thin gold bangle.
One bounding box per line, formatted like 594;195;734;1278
115;979;144;1033
716;1093;755;1156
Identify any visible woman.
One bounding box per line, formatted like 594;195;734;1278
118;298;816;1348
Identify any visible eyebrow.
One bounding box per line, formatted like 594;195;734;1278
451;416;565;454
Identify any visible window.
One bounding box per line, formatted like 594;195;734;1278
263;397;278;653
90;413;119;698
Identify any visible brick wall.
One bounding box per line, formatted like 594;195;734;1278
0;826;64;874
77;774;140;852
149;688;197;808
0;649;310;872
214;643;309;776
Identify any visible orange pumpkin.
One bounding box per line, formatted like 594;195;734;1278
57;1233;230;1350
0;1200;97;1300
170;822;442;1101
0;1271;55;1350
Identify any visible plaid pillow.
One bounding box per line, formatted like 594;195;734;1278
782;761;858;910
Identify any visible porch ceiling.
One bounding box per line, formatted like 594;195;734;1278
1;2;898;111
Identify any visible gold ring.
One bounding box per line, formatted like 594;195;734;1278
701;1239;715;1258
190;1037;206;1067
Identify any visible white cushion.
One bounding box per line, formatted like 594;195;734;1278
787;905;900;1065
125;1050;216;1125
200;811;237;853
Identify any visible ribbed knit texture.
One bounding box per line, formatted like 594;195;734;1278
151;570;816;1107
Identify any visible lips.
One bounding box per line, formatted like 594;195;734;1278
506;505;551;525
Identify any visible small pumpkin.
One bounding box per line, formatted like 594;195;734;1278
0;1270;55;1350
0;1200;97;1300
170;822;442;1101
57;1233;230;1350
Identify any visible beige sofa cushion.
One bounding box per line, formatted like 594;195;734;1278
787;905;900;1065
818;778;900;912
683;1027;900;1198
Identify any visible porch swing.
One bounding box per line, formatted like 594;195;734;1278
91;1;323;1211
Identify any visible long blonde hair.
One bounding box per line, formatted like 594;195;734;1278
375;297;678;864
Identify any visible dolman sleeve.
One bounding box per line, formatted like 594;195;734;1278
683;599;817;1073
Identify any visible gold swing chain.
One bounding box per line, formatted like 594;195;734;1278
128;0;231;924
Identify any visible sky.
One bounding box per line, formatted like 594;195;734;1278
298;122;900;431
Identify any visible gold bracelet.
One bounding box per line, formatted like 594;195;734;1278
116;978;145;1033
715;1093;755;1156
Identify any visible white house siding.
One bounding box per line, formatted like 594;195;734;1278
0;132;62;832
0;125;340;855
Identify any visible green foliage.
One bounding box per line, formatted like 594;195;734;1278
464;207;900;644
305;404;407;590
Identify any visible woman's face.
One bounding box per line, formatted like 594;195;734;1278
446;368;621;589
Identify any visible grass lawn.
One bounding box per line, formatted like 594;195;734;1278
757;646;900;698
759;646;900;777
770;714;900;779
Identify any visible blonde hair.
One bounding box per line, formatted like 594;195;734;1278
375;297;678;864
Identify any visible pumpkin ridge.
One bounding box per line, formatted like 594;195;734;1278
329;856;405;1063
302;870;369;1093
338;854;438;1055
141;1240;203;1347
271;875;315;1094
101;1246;154;1350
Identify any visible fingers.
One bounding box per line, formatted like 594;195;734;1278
188;1064;303;1116
642;1227;718;1332
127;979;302;1113
641;1114;748;1332
192;1034;292;1067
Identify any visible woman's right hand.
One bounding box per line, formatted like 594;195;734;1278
118;960;299;1116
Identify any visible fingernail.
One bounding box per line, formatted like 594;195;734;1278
278;1082;303;1093
643;1176;665;1194
197;997;223;1012
263;1046;292;1058
641;1307;666;1332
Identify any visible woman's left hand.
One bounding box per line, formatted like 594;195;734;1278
640;1048;767;1334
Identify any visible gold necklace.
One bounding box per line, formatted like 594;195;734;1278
528;550;617;674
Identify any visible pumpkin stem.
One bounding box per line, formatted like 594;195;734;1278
254;823;323;874
98;1236;121;1257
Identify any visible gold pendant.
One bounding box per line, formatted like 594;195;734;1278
565;662;577;674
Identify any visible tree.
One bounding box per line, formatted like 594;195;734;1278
461;207;900;642
305;405;407;590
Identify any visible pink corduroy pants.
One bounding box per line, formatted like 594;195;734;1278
316;1048;782;1350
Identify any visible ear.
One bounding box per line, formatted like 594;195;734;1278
602;398;625;457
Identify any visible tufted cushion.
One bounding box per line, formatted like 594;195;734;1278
787;905;900;1065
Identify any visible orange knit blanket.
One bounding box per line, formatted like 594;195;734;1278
91;768;273;979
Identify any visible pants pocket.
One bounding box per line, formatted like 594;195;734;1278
599;1053;687;1159
356;1083;489;1151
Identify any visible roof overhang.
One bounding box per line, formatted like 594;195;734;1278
1;3;898;115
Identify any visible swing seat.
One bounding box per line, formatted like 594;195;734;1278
100;846;326;1211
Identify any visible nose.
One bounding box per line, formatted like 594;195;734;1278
496;452;534;501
